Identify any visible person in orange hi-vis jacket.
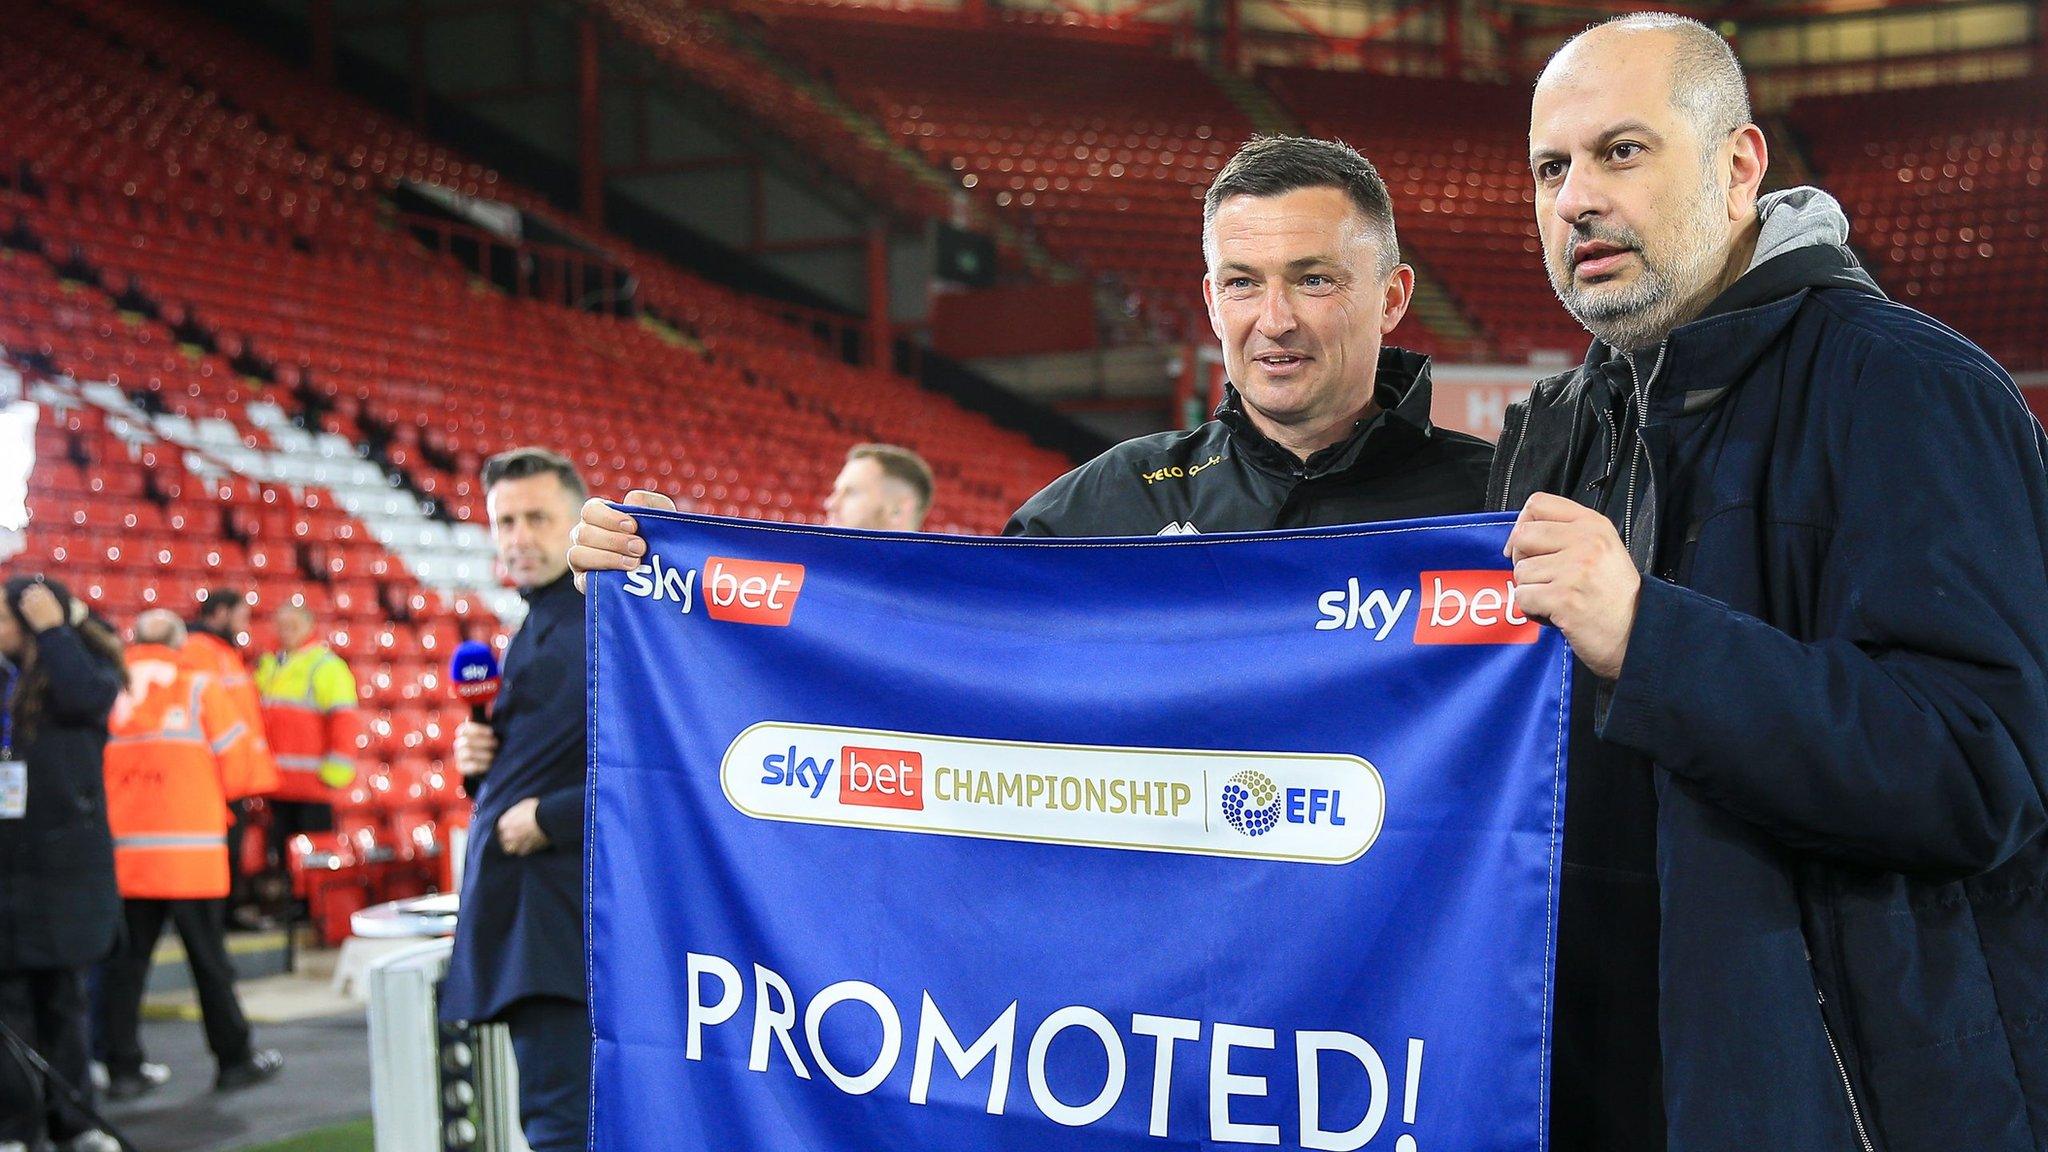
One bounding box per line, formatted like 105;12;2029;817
179;587;277;799
99;610;282;1102
183;587;279;926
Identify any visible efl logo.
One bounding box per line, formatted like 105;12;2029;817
704;556;805;626
839;746;924;811
1413;570;1538;645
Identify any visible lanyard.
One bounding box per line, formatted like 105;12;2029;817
0;664;14;761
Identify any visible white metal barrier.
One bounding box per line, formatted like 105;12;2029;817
364;939;529;1152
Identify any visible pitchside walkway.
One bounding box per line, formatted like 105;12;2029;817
101;951;371;1152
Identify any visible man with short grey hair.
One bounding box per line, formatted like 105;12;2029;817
1499;13;2048;1150
1534;13;1757;357
131;608;183;647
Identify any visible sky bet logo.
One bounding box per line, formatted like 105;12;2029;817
760;744;925;810
622;554;805;626
1315;569;1538;645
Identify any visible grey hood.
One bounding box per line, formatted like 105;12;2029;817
1698;185;1883;324
1748;186;1852;272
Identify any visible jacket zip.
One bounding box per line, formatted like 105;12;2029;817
1622;338;1671;565
1604;408;1622;504
1814;982;1878;1152
1497;404;1531;512
1620;343;1668;559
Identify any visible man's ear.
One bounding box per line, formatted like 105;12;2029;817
1378;264;1415;337
1202;273;1228;344
1727;124;1769;220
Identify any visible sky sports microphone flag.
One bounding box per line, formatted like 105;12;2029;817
587;510;1570;1152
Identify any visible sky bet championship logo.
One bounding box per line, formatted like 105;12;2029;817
622;553;805;626
725;723;1384;865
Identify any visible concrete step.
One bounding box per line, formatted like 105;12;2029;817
1406;258;1489;350
704;9;1072;281
1204;62;1298;137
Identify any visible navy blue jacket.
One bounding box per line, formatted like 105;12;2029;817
1491;241;2048;1150
441;573;590;1022
0;624;123;971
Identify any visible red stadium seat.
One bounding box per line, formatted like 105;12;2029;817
1788;77;2048;372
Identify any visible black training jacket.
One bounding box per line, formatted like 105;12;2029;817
1005;348;1493;537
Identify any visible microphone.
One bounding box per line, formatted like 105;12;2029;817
449;640;502;722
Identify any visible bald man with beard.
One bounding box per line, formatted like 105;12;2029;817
1496;14;2048;1151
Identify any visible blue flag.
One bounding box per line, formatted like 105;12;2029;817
588;511;1568;1151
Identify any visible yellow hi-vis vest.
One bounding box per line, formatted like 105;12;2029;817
255;643;363;801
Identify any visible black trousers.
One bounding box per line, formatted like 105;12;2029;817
101;899;253;1074
268;799;334;848
0;966;97;1142
502;996;592;1152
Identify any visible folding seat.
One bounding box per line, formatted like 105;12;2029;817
372;759;429;815
287;831;372;944
360;663;397;708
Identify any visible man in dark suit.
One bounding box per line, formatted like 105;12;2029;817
439;447;590;1152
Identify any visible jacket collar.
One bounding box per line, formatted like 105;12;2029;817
127;644;177;666
184;628;236;652
520;570;578;606
1216;346;1437;479
1561;242;1886;421
1496;233;1886;512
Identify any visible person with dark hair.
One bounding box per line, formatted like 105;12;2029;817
1002;133;1492;536
0;575;126;1152
190;588;247;645
1498;14;2048;1149
480;447;588;504
825;443;935;532
440;446;593;1152
182;588;275;799
184;588;277;929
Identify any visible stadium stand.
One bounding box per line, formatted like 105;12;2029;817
16;0;1068;520
750;9;1378;346
1262;68;1585;362
1788;76;2048;372
597;0;953;223
1;0;1071;920
753;12;1235;332
5;0;2041;942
